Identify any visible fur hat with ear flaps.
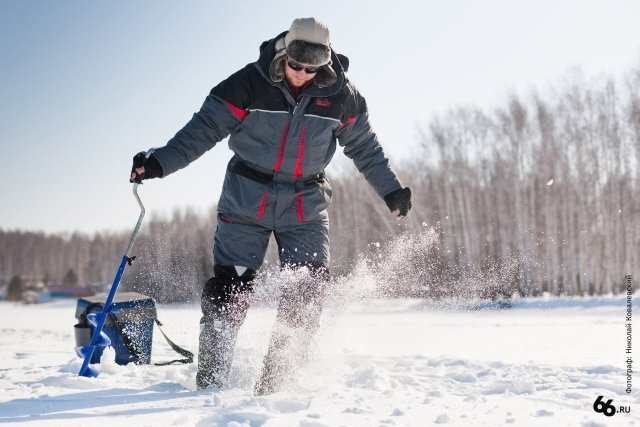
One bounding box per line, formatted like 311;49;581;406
269;17;337;88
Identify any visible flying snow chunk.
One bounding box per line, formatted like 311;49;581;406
546;179;554;186
435;413;451;423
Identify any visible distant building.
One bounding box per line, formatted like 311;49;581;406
21;290;41;304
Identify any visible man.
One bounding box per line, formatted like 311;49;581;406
130;17;411;394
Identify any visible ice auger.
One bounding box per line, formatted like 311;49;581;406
76;150;152;377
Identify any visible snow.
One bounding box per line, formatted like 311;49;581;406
0;295;637;426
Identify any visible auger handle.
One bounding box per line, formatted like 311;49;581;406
124;183;145;258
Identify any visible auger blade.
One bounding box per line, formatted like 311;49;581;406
79;363;100;378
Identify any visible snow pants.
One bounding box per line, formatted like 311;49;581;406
214;155;332;270
197;156;331;391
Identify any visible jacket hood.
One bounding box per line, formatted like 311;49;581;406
256;31;349;97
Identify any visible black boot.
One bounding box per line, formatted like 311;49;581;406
196;305;247;389
197;266;254;390
254;269;326;395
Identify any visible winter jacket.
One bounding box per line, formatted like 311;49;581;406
152;32;402;224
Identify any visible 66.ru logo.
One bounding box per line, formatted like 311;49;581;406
593;396;631;417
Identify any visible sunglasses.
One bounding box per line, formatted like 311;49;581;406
286;58;321;74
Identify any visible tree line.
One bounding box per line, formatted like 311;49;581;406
1;64;638;302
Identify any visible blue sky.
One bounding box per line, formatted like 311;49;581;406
1;0;639;234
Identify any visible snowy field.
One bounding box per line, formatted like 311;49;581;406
0;293;637;426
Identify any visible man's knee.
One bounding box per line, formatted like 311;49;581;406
201;265;257;316
284;260;329;281
277;261;329;328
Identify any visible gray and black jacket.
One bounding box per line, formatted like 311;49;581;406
152;32;402;224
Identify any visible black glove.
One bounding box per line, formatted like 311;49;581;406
384;187;412;218
129;152;162;183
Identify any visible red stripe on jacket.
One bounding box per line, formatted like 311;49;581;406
293;126;306;178
224;101;248;120
297;194;305;222
256;121;292;219
294;127;307;221
338;117;357;130
256;189;268;219
273;122;290;172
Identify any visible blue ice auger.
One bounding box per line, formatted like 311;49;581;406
76;150;152;377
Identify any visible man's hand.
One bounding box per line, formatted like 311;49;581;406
129;152;162;183
384;187;412;219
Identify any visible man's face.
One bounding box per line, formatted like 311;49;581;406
283;56;319;88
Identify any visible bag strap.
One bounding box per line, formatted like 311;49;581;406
152;318;194;365
78;302;105;326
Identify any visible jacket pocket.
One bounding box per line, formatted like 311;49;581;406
297;179;332;222
217;167;270;220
